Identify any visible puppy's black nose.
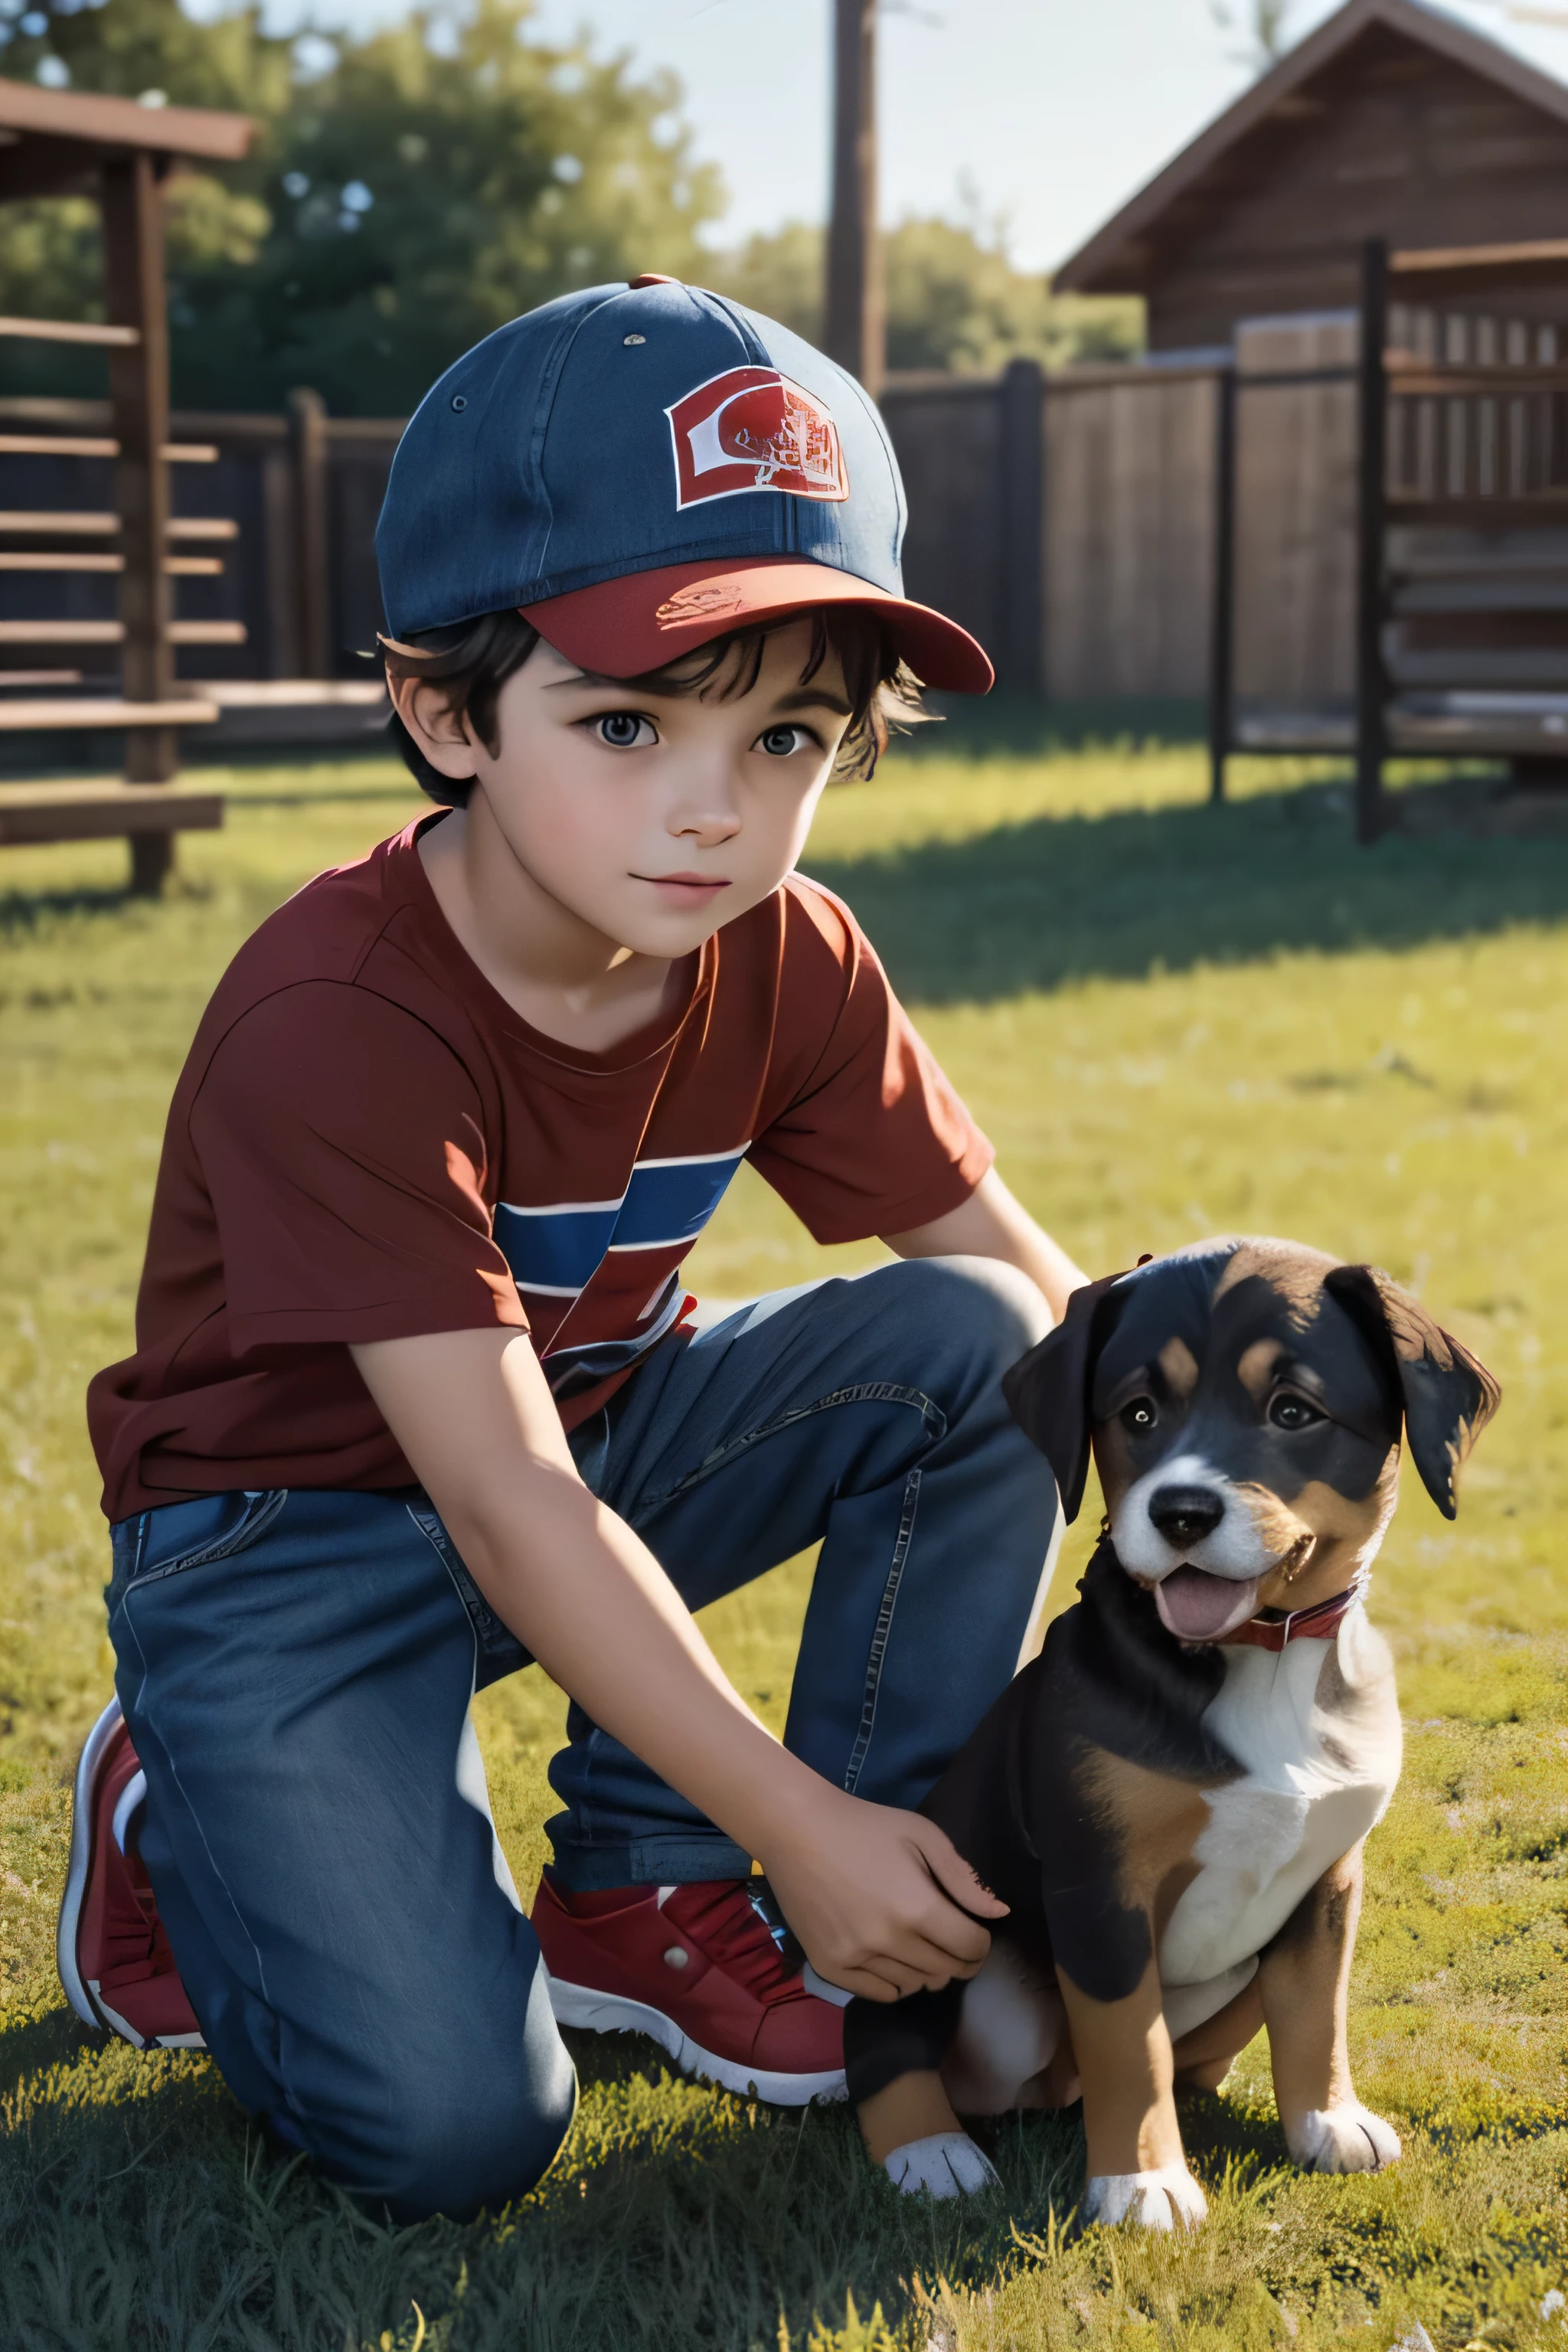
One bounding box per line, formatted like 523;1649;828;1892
1148;1485;1225;1547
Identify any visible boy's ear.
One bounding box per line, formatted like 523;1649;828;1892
1323;1263;1501;1520
1001;1271;1130;1523
384;665;479;781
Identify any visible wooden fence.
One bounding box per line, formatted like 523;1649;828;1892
876;361;1225;701
0;346;1377;716
1228;312;1360;733
0;391;397;686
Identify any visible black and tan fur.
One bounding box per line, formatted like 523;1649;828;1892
846;1240;1499;2227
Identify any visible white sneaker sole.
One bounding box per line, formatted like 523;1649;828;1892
57;1696;122;2033
56;1694;207;2050
545;1975;847;2105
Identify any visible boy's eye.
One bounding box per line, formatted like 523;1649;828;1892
756;724;814;758
593;712;655;750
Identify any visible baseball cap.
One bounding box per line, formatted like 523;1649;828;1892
375;276;993;694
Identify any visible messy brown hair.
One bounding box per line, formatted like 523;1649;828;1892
381;605;926;808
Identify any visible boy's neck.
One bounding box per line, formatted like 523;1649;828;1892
418;803;687;1056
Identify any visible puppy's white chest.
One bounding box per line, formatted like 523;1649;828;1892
1158;1609;1402;1992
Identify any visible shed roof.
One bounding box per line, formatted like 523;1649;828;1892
1054;0;1568;294
0;76;251;201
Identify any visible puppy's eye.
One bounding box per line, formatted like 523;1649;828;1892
1119;1395;1158;1434
1269;1392;1325;1431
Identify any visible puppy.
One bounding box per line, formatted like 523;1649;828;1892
844;1239;1499;2228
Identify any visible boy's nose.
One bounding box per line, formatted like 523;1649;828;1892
669;795;743;844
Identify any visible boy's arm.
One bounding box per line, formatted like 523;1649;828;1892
883;1167;1086;1325
350;1324;1006;2001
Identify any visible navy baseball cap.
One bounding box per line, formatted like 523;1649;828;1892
375;275;992;693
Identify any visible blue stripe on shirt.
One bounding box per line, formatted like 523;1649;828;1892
494;1145;748;1296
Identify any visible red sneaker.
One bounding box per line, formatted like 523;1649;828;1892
57;1697;204;2050
532;1873;847;2104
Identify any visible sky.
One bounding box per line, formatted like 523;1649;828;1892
249;0;1568;273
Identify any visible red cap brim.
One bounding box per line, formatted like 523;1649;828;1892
521;557;994;694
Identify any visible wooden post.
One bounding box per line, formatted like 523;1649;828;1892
1355;239;1390;846
1208;362;1237;802
287;386;331;678
998;358;1044;696
825;0;884;396
101;149;174;888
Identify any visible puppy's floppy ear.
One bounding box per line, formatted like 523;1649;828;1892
1001;1271;1130;1522
1324;1263;1501;1521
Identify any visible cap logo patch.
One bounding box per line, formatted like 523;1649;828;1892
655;582;748;627
665;367;849;509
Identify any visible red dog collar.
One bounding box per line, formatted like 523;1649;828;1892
1220;1584;1363;1652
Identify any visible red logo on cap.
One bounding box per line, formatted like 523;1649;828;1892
665;368;849;509
655;582;748;626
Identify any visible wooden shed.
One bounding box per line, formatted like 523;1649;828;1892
1054;0;1568;351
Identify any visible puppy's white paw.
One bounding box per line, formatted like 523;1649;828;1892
1285;2104;1401;2173
1082;2166;1208;2231
883;2132;1001;2199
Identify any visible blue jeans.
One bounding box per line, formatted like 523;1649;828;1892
106;1257;1058;2220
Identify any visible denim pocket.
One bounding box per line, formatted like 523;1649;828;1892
405;1500;530;1672
109;1488;289;1603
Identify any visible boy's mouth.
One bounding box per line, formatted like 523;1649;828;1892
633;871;732;900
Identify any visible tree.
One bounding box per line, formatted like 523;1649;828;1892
704;217;1142;375
1211;0;1293;74
0;0;724;413
0;0;1138;409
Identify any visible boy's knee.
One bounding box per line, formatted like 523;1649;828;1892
882;1253;1053;1372
379;2052;576;2222
294;1963;578;2223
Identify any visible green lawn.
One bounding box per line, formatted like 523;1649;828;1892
3;741;1568;2348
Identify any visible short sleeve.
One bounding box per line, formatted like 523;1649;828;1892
749;881;993;1243
190;982;528;1354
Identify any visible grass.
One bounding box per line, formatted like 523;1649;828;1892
3;740;1568;2346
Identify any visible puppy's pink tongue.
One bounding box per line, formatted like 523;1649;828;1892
1155;1567;1259;1642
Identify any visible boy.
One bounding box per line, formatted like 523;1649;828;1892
60;278;1086;2222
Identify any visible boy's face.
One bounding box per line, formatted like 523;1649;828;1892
407;620;855;960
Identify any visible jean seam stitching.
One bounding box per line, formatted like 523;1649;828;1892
410;1501;605;1862
406;1502;522;1659
637;1383;947;1516
841;1463;921;1795
120;1583;293;2118
122;1488;289;1589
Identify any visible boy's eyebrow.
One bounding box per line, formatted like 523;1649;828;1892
543;668;855;720
542;665;629;691
771;687;854;719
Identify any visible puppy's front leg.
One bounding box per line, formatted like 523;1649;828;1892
1057;1956;1207;2231
845;1982;1001;2199
1258;1843;1400;2175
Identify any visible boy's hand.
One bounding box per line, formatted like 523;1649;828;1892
762;1789;1006;2001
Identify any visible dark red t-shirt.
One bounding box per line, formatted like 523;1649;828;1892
87;814;992;1521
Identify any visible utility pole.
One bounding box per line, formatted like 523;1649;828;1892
825;0;884;396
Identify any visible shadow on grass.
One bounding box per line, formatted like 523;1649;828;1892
4;2001;1524;2347
0;881;148;936
804;778;1568;1005
0;2002;95;2101
906;691;1211;758
8;771;1568;999
0;2014;1091;2352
